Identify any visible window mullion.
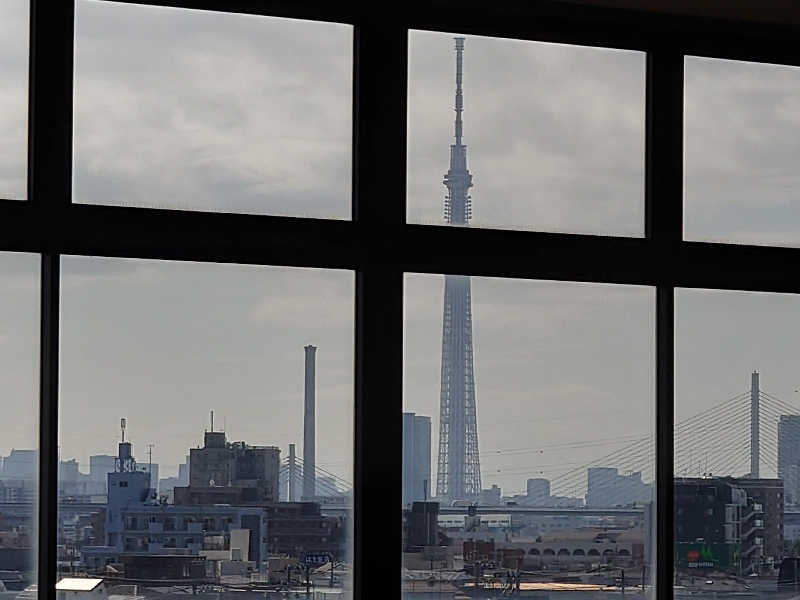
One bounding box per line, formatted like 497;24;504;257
646;46;683;599
645;49;683;244
37;252;60;600
656;284;675;598
351;16;407;600
28;0;73;214
29;0;73;597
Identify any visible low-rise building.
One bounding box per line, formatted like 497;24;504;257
675;476;783;574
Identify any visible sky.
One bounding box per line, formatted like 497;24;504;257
2;2;800;497
72;1;352;218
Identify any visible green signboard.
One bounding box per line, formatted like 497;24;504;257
675;543;739;570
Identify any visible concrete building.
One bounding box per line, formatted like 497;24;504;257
0;450;36;480
787;465;800;508
158;476;181;502
586;467;652;507
499;535;641;570
479;484;502;505
60;460;108;497
88;455;116;494
83;440;268;571
785;511;800;543
736;477;784;570
104;441;155;551
183;430;280;504
526;478;550;503
0;479;35;503
675;477;783;574
177;456;190;486
263;502;346;560
402;412;432;506
779;415;800;504
675;477;746;570
402;502;440;551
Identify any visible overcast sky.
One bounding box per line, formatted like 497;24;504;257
2;2;800;496
0;0;28;201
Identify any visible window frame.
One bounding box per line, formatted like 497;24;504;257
4;1;800;598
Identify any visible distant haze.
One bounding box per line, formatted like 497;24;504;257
2;5;800;493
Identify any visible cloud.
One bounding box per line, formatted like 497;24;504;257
0;0;29;201
72;1;352;218
684;56;800;245
407;32;645;236
3;8;800;492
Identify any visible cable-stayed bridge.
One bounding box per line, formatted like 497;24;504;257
535;373;800;506
208;372;800;511
278;455;351;500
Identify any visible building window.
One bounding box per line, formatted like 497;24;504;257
4;2;800;599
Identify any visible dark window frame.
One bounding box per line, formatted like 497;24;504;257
3;1;800;598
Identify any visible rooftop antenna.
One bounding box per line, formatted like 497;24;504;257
120;418;127;443
210;410;214;433
147;443;155;479
454;37;464;147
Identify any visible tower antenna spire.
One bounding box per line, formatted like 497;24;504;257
437;38;481;500
442;37;473;225
454;37;465;146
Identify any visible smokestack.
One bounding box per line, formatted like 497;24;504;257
303;345;317;500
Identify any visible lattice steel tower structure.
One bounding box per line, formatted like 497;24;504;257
436;37;481;500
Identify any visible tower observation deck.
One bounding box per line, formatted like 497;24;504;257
436;37;481;500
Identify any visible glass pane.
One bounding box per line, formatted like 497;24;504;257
404;275;655;597
0;253;39;589
0;0;29;200
685;57;800;247
73;1;352;218
407;31;645;236
58;258;353;593
676;289;800;591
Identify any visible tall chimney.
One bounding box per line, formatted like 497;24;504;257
303;345;317;500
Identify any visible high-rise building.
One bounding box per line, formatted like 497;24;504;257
586;467;652;507
403;412;432;506
526;478;551;503
177;455;190;486
436;37;482;501
89;454;117;492
778;415;800;503
1;449;37;479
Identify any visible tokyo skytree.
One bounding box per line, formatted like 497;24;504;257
436;37;481;500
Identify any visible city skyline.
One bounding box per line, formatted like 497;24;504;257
4;10;800;497
5;0;800;594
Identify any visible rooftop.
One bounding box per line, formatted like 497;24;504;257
56;578;104;592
